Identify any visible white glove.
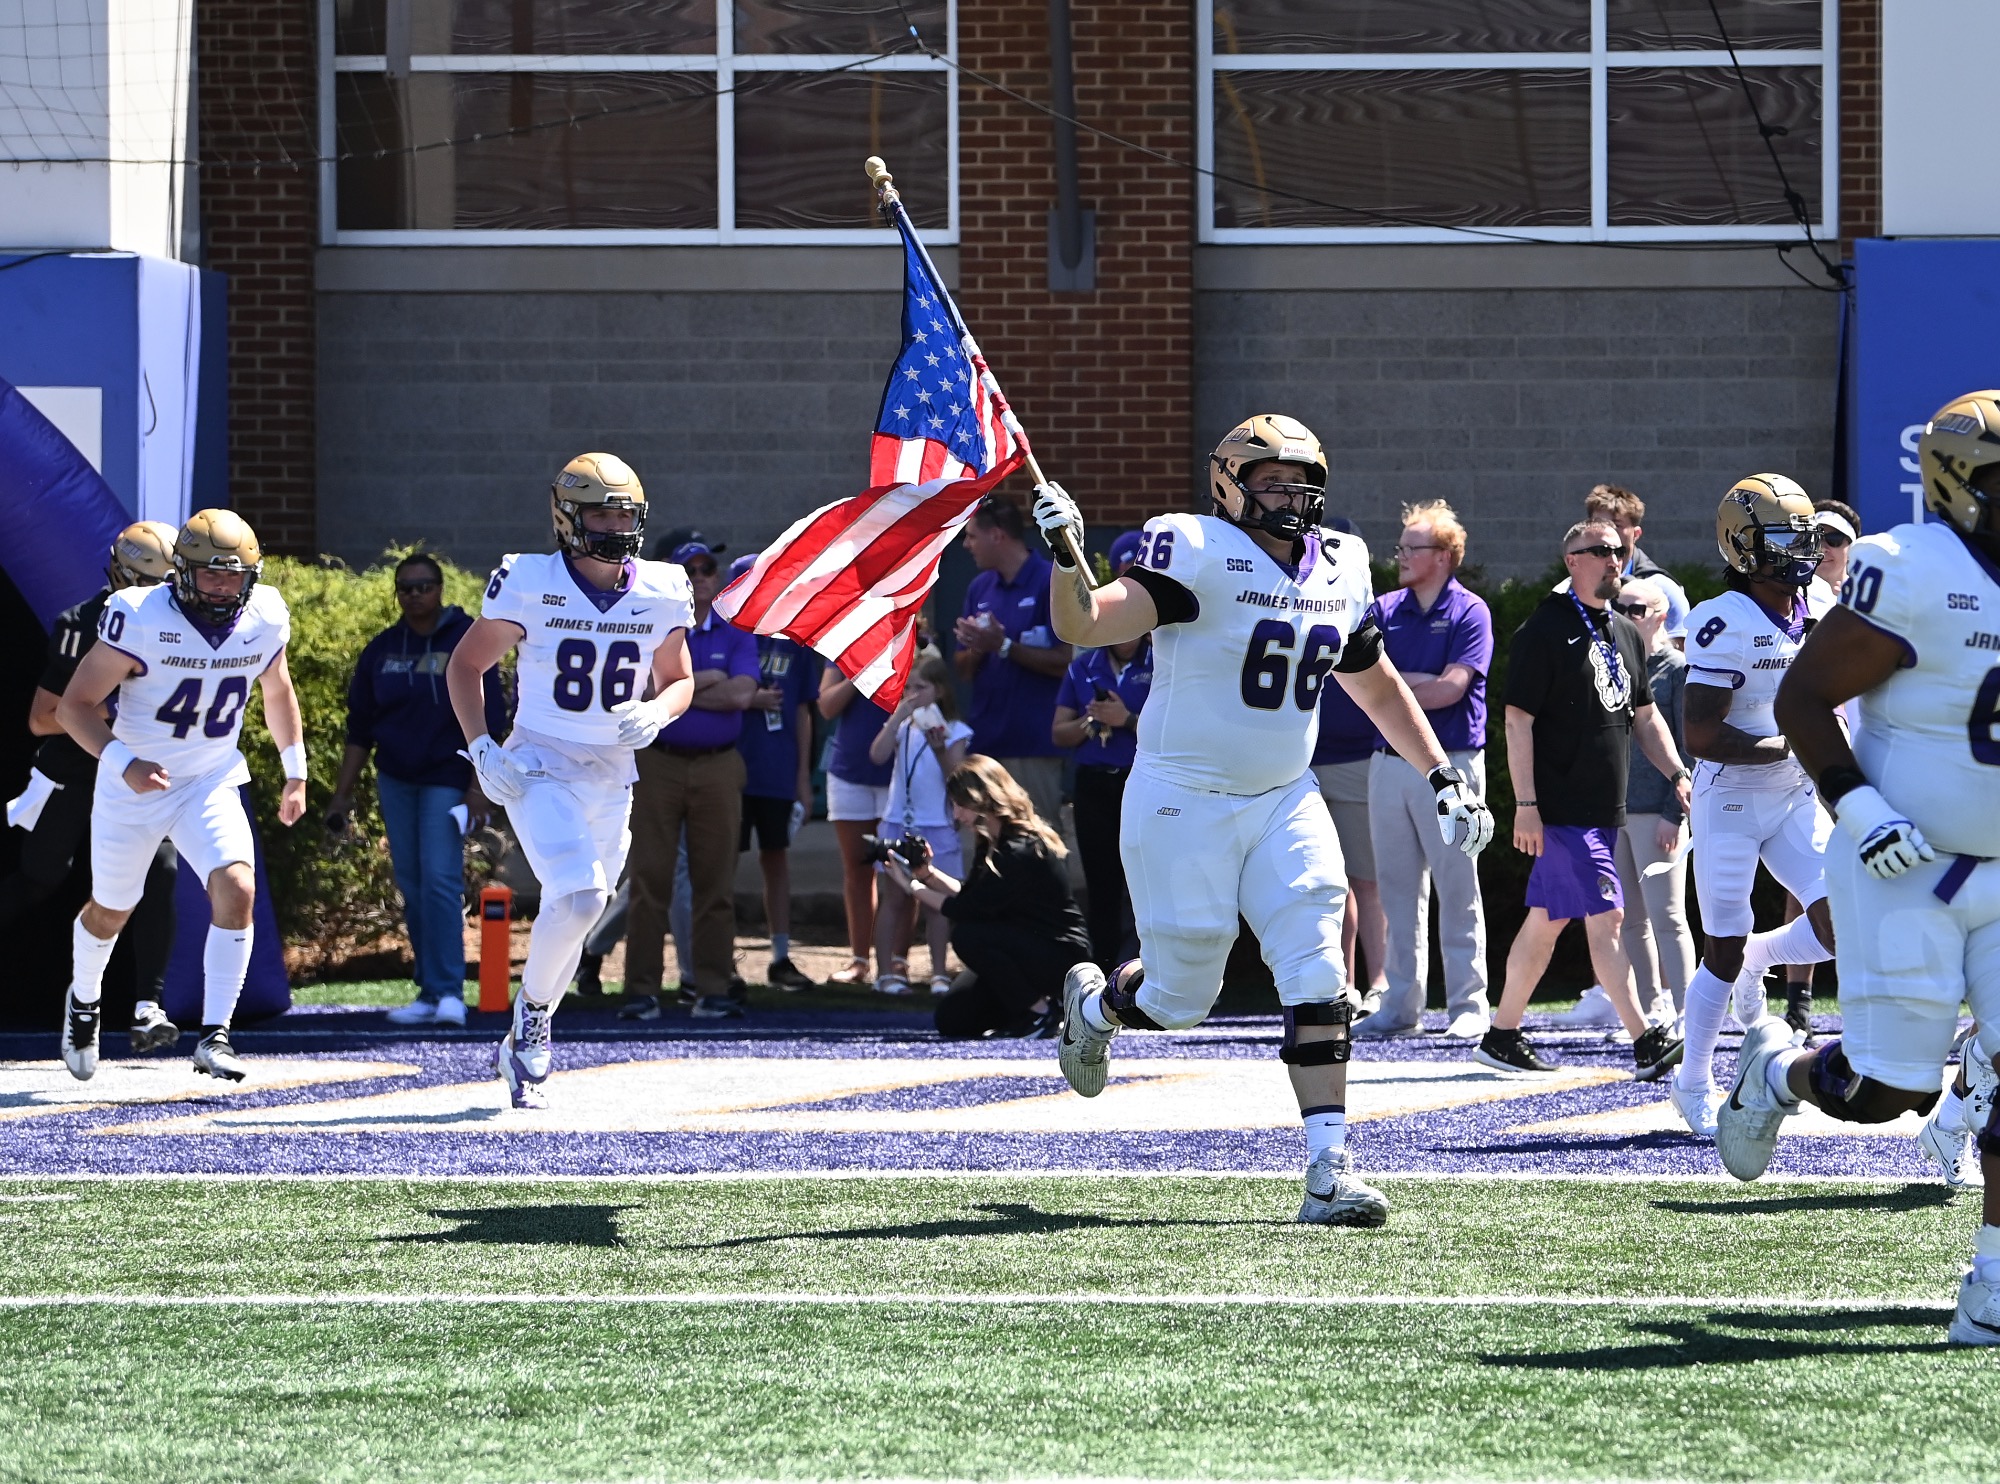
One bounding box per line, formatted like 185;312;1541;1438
1031;482;1085;567
1834;783;1935;879
1429;767;1495;857
464;736;528;806
610;696;677;750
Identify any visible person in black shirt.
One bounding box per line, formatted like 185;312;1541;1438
880;754;1090;1040
1474;519;1693;1078
1;522;183;1049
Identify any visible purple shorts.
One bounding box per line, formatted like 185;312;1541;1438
1525;824;1623;920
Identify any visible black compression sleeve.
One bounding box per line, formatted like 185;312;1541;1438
1124;566;1199;626
1332;614;1384;673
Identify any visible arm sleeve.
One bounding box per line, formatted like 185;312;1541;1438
480;558;526;629
1503;622;1553;714
344;637;381;749
1839;533;1920;663
1683;599;1747;689
726;627;762;681
1054;661;1086;712
1452;597;1495;677
1620;622;1651;709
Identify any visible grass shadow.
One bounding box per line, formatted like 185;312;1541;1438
677;1201;1277;1251
1652;1185;1955;1217
384;1204;634;1248
1481;1305;1952;1371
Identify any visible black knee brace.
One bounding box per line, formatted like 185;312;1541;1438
1807;1041;1940;1124
1102;962;1164;1031
1280;997;1354;1067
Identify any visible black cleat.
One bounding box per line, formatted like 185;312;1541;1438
1631;1025;1685;1081
1783;990;1816;1046
130;1000;180;1053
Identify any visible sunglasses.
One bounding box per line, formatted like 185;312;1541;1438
395;579;440;595
1612;599;1652;617
685;562;718;578
1820;530;1851;549
1566;542;1626;561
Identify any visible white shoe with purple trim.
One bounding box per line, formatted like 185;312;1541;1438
496;995;554;1110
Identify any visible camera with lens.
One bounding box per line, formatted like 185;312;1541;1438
861;832;929;869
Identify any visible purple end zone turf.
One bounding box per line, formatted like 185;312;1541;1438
0;1010;1944;1179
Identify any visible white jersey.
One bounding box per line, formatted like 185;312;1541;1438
482;551;692;749
1130;514;1373;796
1683;587;1811;792
96;582;290;787
1843;521;2000;858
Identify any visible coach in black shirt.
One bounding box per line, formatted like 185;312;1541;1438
1472;518;1692;1078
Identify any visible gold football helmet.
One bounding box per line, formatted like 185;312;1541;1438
1208;414;1327;541
551;452;647;562
1918;390;2000;540
107;520;179;590
1716;473;1821;586
173;509;264;625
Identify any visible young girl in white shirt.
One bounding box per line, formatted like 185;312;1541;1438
868;655;973;994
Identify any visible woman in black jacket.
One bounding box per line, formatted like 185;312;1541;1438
880;754;1090;1039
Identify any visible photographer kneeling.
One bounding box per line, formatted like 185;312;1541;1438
879;755;1090;1040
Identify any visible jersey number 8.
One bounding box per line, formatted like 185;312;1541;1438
1240;620;1342;712
554;638;641;713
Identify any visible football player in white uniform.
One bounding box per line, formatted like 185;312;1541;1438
1033;415;1494;1227
446;453;694;1109
1669;476;1834;1138
1748;391;2000;1346
55;510;307;1082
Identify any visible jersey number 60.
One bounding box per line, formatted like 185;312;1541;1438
1241;619;1342;711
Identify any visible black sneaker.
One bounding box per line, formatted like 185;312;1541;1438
573;952;605;998
674;983;699;1008
1631;1025;1685;1082
690;994;745;1021
618;993;663;1022
768;958;817;992
1473;1025;1552;1074
728;975;751;1004
1784;990;1816;1046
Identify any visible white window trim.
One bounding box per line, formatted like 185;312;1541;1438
319;2;957;246
1197;0;1837;244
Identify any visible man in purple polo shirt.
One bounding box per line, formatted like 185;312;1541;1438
1353;501;1495;1041
954;496;1073;826
1053;627;1152;971
623;541;760;1021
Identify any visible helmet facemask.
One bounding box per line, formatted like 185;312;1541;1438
1750;519;1824;587
175;559;258;626
556;493;647;563
1220;460;1326;544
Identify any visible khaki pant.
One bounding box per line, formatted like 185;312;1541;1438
1616;813;1695;1016
627;747;744;996
1367;747;1488;1023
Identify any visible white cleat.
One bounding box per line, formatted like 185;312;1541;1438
1921;1035;1997;1187
1670;1079;1722;1140
1949;1268;2000;1346
1728;967;1770;1032
1917;1109;1977;1187
496;995;554;1109
1056;962;1115;1098
1296;1148;1389;1228
192;1028;249;1082
60;988;99;1082
1715;1017;1797;1181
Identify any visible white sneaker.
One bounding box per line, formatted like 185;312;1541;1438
192;1028;249;1082
1670;1078;1722;1139
1444;1010;1489;1040
1918;1105;1977;1187
1352;1013;1421;1041
1057;962;1115;1098
1554;985;1621;1027
1948;1266;2000;1346
60;988;99;1082
433;994;467;1027
1296;1147;1388;1228
385;997;439;1026
496;995;553;1109
1922;1036;1997;1187
1715;1017;1797;1181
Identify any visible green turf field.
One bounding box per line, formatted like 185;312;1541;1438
1;1176;1993;1482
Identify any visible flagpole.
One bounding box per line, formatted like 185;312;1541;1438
864;154;1090;576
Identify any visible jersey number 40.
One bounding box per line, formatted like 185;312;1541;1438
1241;620;1342;711
155;676;250;739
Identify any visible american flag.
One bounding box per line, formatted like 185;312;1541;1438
714;218;1028;705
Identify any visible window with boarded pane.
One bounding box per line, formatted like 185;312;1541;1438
1203;0;1833;242
325;0;954;242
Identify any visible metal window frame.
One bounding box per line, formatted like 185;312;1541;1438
1198;0;1837;244
320;2;958;245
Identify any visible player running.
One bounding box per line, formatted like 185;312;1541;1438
1669;476;1834;1138
446;454;694;1109
1033;415;1494;1227
1747;391;2000;1345
55;511;307;1082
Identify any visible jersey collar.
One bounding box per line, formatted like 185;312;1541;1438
563;552;636;614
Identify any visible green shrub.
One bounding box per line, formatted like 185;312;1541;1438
241;552;498;971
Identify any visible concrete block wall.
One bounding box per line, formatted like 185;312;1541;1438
1194;286;1841;577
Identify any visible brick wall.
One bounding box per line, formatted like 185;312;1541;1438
196;0;317;554
956;0;1193;530
1839;0;1879;244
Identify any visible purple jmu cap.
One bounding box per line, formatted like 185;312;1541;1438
1108;530;1145;571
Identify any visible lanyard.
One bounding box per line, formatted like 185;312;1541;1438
1566;589;1627;703
898;721;930;829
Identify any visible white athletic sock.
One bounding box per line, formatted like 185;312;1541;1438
1302;1105;1347;1161
1765;1047;1806;1105
1973;1226;2000;1285
1741;914;1833;982
1079;989;1117;1034
1674;964;1732;1093
522;889;602;1009
771;932;791;963
201;924;253;1027
1935;1083;1970;1134
69;918;118;1005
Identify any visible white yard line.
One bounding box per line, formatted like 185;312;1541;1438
0;1290;1953;1311
0;1169;1938;1185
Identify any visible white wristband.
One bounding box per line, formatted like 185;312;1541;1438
98;738;137;783
1832;783;1898;844
280;743;309;782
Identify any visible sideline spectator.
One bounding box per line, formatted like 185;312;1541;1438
883;755;1090;1040
1354;501;1493;1041
954;495;1073;826
327;553;507;1026
868;655;973;995
819;664;894;987
623;541;758;1021
1560;576;1694;1030
1053;629;1151;971
1583;484;1691;646
1475;519;1692;1078
731;552;821;992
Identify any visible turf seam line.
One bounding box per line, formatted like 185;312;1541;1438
0;1292;1956;1311
0;1171;1938;1186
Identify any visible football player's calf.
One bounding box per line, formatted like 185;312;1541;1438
1919;1032;1995;1187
